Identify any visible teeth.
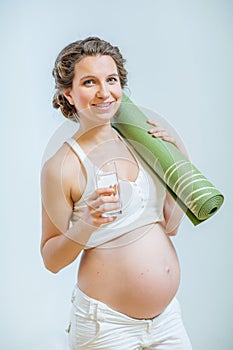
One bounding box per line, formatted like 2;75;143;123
95;103;111;107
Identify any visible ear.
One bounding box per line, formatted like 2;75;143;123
63;88;75;105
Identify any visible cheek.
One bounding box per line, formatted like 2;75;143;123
74;91;92;110
113;85;122;100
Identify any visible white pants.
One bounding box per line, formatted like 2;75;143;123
67;285;192;350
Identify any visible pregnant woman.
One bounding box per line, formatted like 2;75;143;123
41;36;192;349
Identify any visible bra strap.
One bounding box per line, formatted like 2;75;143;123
65;138;87;163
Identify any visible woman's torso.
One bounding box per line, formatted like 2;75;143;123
78;223;180;319
68;132;181;319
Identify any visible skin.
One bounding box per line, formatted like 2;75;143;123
41;55;185;319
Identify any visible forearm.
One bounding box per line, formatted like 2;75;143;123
41;220;95;273
163;193;184;236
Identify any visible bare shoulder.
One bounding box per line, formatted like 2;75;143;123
42;143;76;177
41;143;84;203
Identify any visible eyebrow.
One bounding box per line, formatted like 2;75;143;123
80;73;119;81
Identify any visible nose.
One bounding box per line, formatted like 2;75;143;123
96;82;110;99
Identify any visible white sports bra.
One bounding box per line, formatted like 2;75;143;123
64;134;166;249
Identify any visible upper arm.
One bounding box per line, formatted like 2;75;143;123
40;149;78;250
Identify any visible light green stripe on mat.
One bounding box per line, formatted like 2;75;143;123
112;93;224;226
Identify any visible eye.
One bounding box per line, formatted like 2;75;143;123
83;79;95;86
107;77;118;84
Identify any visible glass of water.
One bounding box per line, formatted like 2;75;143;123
96;161;122;217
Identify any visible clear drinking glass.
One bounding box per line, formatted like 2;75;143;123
96;161;122;217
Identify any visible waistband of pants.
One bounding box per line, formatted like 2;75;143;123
71;284;179;325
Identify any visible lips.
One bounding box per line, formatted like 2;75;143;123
92;101;114;110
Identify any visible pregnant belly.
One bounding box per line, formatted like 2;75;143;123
78;223;180;319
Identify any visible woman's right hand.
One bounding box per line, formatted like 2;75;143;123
82;188;121;227
40;147;121;273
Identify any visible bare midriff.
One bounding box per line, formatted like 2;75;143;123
78;222;180;319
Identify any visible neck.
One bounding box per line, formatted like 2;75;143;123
75;120;118;145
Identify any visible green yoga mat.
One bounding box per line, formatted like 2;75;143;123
112;93;224;225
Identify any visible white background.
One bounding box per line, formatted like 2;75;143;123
1;0;232;349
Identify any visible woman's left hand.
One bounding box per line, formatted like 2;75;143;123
147;120;178;147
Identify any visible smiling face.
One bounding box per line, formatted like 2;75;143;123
63;55;122;124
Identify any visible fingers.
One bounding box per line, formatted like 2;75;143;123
146;120;177;146
89;196;120;217
146;119;157;126
86;188;121;226
147;119;165;135
88;187;115;201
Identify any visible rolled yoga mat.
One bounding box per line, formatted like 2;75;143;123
112;93;224;225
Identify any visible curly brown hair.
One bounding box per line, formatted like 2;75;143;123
52;37;128;121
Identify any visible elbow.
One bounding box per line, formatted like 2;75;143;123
41;249;63;274
167;229;178;237
42;259;62;274
46;264;61;274
165;223;180;236
40;241;63;274
160;221;179;236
